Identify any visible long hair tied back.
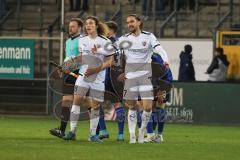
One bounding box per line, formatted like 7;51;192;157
85;16;109;37
127;14;143;29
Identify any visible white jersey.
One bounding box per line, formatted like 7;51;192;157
78;35;112;83
117;31;168;79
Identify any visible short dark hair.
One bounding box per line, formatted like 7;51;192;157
184;44;192;53
70;18;83;27
215;47;224;55
105;21;118;33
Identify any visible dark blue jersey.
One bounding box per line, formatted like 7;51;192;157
152;53;172;103
105;36;121;94
151;53;173;83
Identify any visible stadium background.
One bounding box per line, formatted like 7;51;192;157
0;0;240;159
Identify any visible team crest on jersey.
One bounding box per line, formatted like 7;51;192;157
142;41;146;46
96;44;101;48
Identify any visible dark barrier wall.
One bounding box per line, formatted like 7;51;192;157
166;82;240;124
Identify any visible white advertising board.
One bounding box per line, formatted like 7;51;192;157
159;39;213;81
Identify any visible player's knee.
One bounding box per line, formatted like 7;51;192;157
142;99;152;111
62;100;73;108
125;100;137;110
91;100;100;109
143;104;152;112
79;98;90;107
62;95;73;107
144;108;152;112
73;95;82;105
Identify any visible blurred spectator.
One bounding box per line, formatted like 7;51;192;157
170;0;184;11
112;0;139;5
169;0;194;11
69;0;88;11
129;0;140;4
187;0;195;11
69;0;79;11
82;0;89;11
0;0;8;18
178;44;195;81
142;0;153;17
206;48;229;81
142;0;166;19
155;0;166;17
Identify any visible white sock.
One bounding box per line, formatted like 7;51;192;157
140;110;152;131
128;109;137;136
70;105;80;133
90;108;100;136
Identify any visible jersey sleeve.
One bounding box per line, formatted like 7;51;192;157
111;38;122;56
114;36;121;47
64;39;75;62
150;33;160;48
64;41;68;62
78;38;83;53
99;39;114;57
113;36;125;55
150;33;169;63
64;40;68;56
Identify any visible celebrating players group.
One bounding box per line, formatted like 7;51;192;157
49;14;173;144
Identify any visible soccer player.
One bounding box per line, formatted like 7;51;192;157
63;16;114;142
49;18;83;138
145;52;173;143
97;21;125;141
117;14;168;143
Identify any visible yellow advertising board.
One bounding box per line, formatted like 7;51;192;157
217;31;240;80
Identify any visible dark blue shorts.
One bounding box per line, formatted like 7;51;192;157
105;68;123;102
153;69;173;103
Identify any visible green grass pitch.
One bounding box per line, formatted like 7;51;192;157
0;116;240;160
